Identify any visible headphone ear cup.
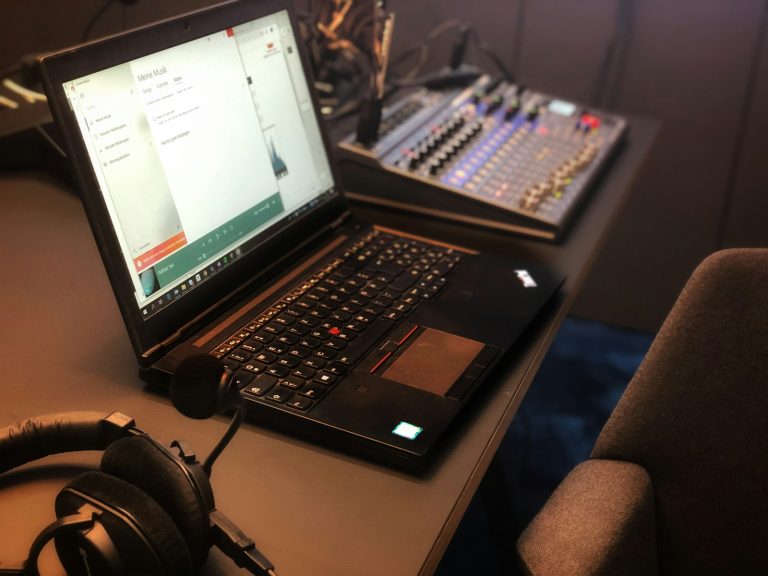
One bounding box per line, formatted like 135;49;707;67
101;435;212;568
55;471;194;576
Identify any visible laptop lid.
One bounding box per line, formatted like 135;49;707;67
40;0;349;365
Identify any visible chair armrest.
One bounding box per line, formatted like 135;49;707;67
517;459;657;576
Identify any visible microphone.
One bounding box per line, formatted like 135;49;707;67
171;354;245;475
171;353;243;419
170;353;278;576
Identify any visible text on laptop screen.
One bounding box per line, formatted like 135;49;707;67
63;10;335;318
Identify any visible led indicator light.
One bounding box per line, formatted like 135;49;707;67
392;422;423;440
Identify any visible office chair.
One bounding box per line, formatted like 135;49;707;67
516;249;768;576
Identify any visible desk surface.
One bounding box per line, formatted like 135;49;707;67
0;118;655;575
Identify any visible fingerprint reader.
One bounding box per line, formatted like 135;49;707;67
392;421;423;440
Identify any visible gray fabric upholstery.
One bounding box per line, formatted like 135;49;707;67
518;460;657;576
517;249;768;576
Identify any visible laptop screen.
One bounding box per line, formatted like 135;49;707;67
61;9;335;319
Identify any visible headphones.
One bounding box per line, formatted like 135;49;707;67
0;355;276;576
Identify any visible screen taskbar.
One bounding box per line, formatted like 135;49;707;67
138;188;337;320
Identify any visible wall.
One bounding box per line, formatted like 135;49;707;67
2;0;766;332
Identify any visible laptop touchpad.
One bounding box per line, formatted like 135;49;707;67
370;326;485;396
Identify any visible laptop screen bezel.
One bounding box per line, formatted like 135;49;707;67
40;0;351;365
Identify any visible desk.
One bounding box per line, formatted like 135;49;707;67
0;118;656;575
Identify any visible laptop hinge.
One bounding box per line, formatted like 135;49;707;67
330;209;352;230
143;332;183;360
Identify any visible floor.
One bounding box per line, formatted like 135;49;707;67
435;316;655;575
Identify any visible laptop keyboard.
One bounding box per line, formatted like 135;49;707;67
210;229;464;412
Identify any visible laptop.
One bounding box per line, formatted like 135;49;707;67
39;0;563;467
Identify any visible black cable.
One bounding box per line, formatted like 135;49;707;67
595;0;634;108
82;0;118;42
388;19;463;82
467;28;514;82
715;0;768;248
388;67;481;89
511;0;528;84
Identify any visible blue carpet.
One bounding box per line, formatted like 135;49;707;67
435;316;654;575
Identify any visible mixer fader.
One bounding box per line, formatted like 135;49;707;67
337;75;627;240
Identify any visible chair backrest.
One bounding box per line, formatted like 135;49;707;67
592;249;768;575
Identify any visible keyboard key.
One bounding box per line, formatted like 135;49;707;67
267;343;289;355
264;388;292;403
280;376;305;389
292;366;316;379
287;325;310;336
266;365;290;378
348;295;370;307
222;359;241;371
277;356;301;368
232;371;255;388
324;338;347;350
314;372;337;386
243;361;266;374
255;351;278;364
240;342;263;353
227;351;252;363
252;332;274;344
314;347;337;360
298;316;320;328
272;314;296;326
330;311;352;322
286;397;313;410
277;333;299;346
372;296;393;308
391;269;421;291
303;357;326;370
326;362;347;376
382;289;402;300
299;336;322;349
288;346;311;359
363;305;384;316
243;374;277;396
299;385;326;400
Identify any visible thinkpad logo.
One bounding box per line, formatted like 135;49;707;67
515;269;538;288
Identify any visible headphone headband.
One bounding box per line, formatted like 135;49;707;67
0;411;136;475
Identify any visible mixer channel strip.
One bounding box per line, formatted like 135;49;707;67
337;75;627;241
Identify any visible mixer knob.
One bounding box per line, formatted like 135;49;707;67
485;94;504;114
526;105;540;121
505;99;521;120
520;190;541;211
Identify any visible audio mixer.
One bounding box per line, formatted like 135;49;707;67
337;75;627;241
